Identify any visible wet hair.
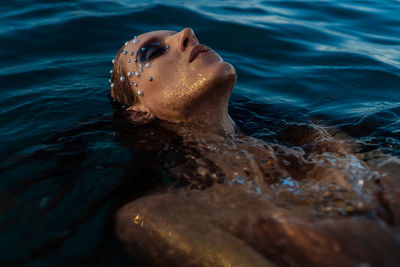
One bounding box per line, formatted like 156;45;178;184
110;46;137;106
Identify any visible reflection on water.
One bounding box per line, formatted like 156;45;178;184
1;96;400;265
1;0;400;265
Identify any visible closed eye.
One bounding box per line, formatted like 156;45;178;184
139;43;167;63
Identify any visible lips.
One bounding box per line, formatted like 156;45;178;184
189;44;211;63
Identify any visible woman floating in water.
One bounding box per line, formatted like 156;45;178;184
110;28;235;134
110;29;400;266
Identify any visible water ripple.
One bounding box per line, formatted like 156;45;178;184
1;0;400;264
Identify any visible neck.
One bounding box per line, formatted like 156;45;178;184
184;75;236;137
187;100;234;135
159;99;236;143
162;75;237;141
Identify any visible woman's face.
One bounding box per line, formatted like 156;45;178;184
116;28;236;123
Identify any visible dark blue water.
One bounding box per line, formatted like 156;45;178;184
1;0;400;265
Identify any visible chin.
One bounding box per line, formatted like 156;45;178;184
209;61;237;90
220;61;236;79
194;51;236;82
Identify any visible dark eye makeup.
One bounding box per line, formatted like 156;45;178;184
138;42;167;63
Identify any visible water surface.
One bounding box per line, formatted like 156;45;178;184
1;0;400;265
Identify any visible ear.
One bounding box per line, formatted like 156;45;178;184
124;105;155;125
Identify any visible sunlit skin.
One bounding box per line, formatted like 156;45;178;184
112;28;236;134
113;29;400;266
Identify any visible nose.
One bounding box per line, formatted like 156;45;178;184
177;28;199;53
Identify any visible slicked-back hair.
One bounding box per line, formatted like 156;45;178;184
110;46;137;106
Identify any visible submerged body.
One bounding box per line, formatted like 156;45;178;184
115;125;400;266
110;29;400;266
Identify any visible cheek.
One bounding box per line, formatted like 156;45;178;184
143;55;213;117
160;69;208;109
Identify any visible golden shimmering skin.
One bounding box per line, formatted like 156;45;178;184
113;29;236;129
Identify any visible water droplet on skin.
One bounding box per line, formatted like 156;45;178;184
254;186;262;194
326;206;333;212
197;167;208;176
234;176;245;184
